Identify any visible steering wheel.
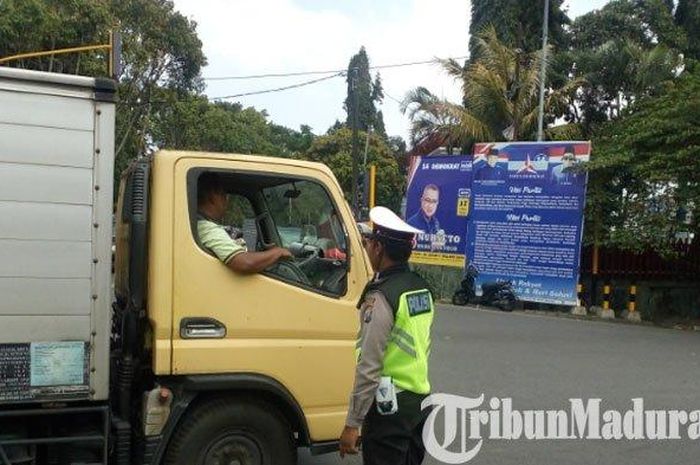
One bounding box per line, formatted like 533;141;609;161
270;259;312;286
297;246;320;269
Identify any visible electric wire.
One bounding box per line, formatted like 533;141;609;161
209;72;344;100
203;55;468;81
119;54;468;105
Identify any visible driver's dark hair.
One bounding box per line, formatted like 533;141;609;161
379;237;413;263
198;172;224;205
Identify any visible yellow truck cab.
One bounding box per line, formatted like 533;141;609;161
0;67;371;465
114;150;372;464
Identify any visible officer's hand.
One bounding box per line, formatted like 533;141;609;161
339;425;360;458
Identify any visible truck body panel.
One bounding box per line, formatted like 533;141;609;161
0;67;115;404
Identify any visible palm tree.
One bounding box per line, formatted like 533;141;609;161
403;26;577;147
399;86;463;150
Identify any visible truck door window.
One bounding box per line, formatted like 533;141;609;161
262;180;348;296
189;170;348;297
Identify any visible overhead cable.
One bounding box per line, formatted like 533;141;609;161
203;55;468;81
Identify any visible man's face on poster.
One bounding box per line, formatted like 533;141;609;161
487;154;499;167
421;187;439;218
562;152;576;169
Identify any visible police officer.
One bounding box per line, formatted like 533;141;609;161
339;206;435;465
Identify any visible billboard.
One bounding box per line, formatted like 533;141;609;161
465;142;590;305
404;154;472;267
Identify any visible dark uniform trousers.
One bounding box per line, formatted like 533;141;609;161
362;390;430;465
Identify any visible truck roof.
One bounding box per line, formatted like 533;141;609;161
0;67;117;102
155;149;340;182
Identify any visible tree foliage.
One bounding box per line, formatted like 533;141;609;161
0;0;112;76
344;47;385;135
150;95;314;158
562;0;685;136
469;0;569;58
0;0;207;184
586;66;700;254
676;0;700;60
302;128;404;212
403;26;577;147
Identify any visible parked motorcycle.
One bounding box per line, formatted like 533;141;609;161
452;263;517;311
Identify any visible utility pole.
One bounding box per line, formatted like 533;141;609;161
536;0;550;141
362;125;373;167
350;67;360;216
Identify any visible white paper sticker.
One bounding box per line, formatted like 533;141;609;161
30;341;86;387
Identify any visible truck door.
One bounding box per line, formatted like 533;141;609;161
171;157;369;441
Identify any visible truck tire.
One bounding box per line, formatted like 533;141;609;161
163;397;296;465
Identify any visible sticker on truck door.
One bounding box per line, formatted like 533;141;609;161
0;341;90;402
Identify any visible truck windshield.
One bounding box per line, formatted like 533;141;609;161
262;180;348;295
263;181;346;253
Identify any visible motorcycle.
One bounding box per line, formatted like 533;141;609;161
452;263;517;312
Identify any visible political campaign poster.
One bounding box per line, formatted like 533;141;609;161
404;154;472;267
465;142;590;305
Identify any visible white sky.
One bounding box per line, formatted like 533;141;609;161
173;0;610;143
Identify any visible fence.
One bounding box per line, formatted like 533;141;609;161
580;239;700;280
578;240;700;320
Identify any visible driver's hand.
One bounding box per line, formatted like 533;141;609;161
275;247;293;260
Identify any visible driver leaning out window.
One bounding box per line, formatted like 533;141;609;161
197;172;292;273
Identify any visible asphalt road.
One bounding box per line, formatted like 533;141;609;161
302;304;700;465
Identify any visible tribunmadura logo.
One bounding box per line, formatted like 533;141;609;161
421;393;700;464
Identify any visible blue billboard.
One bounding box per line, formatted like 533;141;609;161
404;154;472;267
465;142;590;305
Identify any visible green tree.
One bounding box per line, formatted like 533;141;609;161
344;47;385;133
269;124;316;157
387;136;408;174
469;0;569;58
150;97;277;154
150;96;315;158
302;128;404;211
110;0;206;176
586;66;700;253
676;0;700;60
562;0;685;135
0;0;111;75
403;26;577;147
0;0;207;184
400;86;462;149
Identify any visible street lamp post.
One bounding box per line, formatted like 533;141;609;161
537;0;550;142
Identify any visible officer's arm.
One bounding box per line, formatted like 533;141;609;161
345;292;394;428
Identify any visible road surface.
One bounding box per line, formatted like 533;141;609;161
303;304;700;465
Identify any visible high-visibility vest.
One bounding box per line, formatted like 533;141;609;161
356;268;434;394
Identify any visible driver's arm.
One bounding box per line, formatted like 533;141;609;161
226;247;292;274
198;218;291;274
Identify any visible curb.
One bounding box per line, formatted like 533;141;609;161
437;301;700;332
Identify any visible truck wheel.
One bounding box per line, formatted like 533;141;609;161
163;397;296;465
